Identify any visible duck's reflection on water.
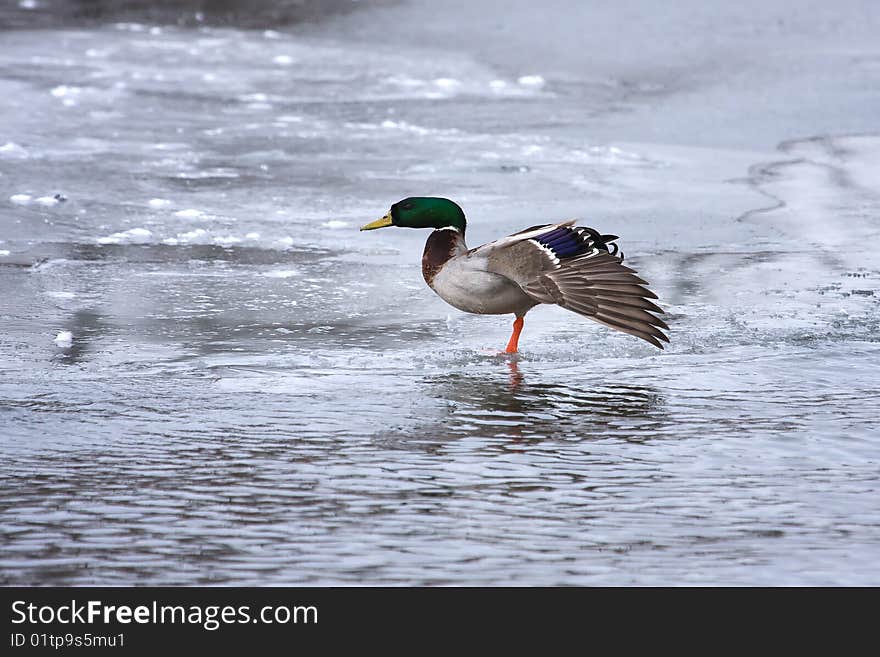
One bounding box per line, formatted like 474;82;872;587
507;359;524;389
412;359;668;445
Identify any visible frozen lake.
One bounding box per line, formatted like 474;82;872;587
1;0;879;585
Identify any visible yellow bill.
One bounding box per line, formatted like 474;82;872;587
360;213;393;231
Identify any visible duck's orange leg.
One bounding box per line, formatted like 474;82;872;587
504;317;525;354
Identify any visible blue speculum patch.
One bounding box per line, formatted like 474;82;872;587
534;227;592;258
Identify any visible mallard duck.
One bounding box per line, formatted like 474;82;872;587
361;197;668;352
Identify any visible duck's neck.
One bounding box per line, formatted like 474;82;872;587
422;227;467;287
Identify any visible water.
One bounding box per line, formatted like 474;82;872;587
1;0;879;585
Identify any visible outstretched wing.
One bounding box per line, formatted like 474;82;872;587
481;223;669;348
467;220;578;256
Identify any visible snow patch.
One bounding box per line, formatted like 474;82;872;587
262;270;298;279
53;331;73;348
97;227;152;244
176;228;208;242
213;235;242;246
50;85;81;98
174;209;205;218
0;142;28;158
517;75;545;88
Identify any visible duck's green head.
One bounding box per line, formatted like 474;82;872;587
360;197;466;234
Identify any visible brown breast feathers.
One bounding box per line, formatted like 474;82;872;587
422;229;461;287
